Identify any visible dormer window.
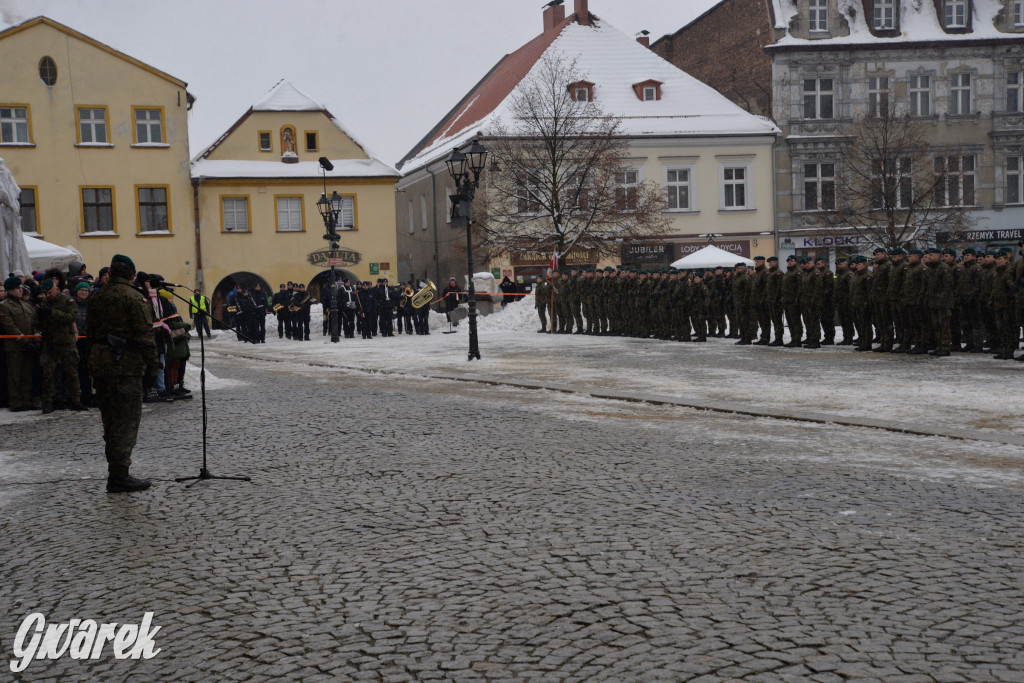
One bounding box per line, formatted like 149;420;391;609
632;79;663;101
944;0;967;28
1014;0;1023;26
873;0;896;30
809;0;828;32
568;80;595;102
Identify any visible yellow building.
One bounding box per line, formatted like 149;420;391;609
191;80;399;319
0;17;196;283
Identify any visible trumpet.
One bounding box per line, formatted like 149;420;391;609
400;285;415;308
411;279;437;308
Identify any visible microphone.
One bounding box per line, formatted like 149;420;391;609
158;282;190;289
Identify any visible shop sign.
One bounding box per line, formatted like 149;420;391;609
937;228;1024;243
622;243;673;265
675;240;750;259
796;235;869;248
308;248;361;267
511;247;599;267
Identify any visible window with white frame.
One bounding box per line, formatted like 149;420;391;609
870;157;913;209
517;181;543;215
909;75;931;116
1008;71;1021;112
665;167;694;211
276;196;302;232
134;108;163;144
868;76;890;116
575;87;590;102
1007;155;1022;204
138;187;169;232
643;86;658;101
934;155;975;206
0;106;29;143
338;196;355;229
1015;0;1024;26
82;188;114;233
874;0;896;30
944;0;967;27
804;163;835;211
803;78;834;119
222;197;250;232
19;188;37;233
77;108;108;144
950;73;972;115
809;0;828;31
721;164;751;210
613;169;639;212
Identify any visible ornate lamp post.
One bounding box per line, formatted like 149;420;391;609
446;138;488;361
317;158;344;342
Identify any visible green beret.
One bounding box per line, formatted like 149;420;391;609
890;247;906;255
908;248;924;255
962;247;977;256
941;248;957;256
734;262;747;268
766;256;778;262
4;276;21;290
799;256;813;263
925;247;941;254
41;278;54;291
74;282;91;293
785;254;797;261
111;254;135;271
873;247;887;254
836;257;848;263
985;250;998;256
753;255;765;261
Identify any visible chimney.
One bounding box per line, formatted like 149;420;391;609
543;2;566;32
575;0;589;26
637;31;650;48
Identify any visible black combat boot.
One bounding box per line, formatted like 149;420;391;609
107;467;152;494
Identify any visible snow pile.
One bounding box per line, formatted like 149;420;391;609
184;357;247;390
472;299;541;333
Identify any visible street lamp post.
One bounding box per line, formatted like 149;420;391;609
446;138;488;361
317;157;344;342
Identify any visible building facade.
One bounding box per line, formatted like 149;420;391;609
396;0;780;289
0;17;196;284
767;0;1024;261
191;81;399;319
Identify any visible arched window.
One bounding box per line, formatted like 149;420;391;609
38;56;57;86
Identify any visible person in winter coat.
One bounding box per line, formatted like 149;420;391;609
499;276;517;308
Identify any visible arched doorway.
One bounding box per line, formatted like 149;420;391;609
309;268;359;303
211;271;272;329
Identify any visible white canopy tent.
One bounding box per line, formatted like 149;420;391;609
0;158;31;277
670;245;755;270
22;234;82;273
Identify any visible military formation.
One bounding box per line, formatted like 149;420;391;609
532;244;1024;360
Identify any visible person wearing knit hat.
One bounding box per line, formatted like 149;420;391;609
0;271;38;411
86;252;159;493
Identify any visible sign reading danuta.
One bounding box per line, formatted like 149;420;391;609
308;249;361;267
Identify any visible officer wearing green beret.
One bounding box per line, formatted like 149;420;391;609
37;277;86;413
959;248;984;352
870;247;893;352
851;256;873;351
782;255;803;347
924;247;954;356
0;275;37;411
834;258;854;345
86;254;159;493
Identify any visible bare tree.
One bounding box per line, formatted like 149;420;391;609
808;103;974;249
473;53;669;263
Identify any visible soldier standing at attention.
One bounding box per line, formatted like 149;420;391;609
731;263;753;345
534;274;552;333
850;256;874;352
37;278;86;413
834;258;854;345
0;276;37;412
86;255;158;493
870;247;893;352
924;247;954;357
764;256;785;346
782;255;803;347
799;257;822;349
750;255;769;344
901;249;927;354
888;248;908;349
815;257;835;345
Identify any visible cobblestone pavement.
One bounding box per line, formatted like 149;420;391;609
1;354;1023;681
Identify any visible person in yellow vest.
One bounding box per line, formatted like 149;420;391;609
189;287;211;339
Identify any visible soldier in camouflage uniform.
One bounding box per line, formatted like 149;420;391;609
86;255;159;493
0;276;37;411
980;251;999;350
555;271;571;333
749;256;769;344
901;249;927;354
941;248;963;350
689;271;708;342
924;247;954;356
850;256;874;351
534;274;552;333
37;278;86;413
782;255;803;347
764;256;785;346
991;251;1018;359
731;263;753;345
816;257;835;345
869;247;893;352
569;266;584;334
959;248;984;353
834;258;854;345
888;248;907;348
799;257;822;349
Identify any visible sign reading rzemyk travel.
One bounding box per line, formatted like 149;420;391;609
937;228;1024;243
308;249;361;268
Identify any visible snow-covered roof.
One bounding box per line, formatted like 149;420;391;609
191;158;398;181
770;0;1019;48
252;80;323;112
399;15;778;174
193;80;385;165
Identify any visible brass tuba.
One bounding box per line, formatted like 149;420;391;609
410;279;437;308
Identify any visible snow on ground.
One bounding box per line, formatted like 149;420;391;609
201;300;1024;440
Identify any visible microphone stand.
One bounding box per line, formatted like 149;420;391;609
161;286;251;488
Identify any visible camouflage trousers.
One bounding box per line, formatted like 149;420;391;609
41;343;80;404
94;374;144;476
4;343;34;409
929;307;952;353
536;304;548;331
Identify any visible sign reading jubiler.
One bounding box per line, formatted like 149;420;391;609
308;249;361;267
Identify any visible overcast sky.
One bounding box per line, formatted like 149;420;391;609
2;0;723;166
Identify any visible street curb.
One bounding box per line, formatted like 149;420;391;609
211;348;1024;448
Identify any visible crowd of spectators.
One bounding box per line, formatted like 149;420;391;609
0;259;194;412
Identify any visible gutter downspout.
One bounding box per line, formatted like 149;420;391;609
192;178;203;291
